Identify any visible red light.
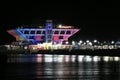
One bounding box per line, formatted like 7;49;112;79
36;36;41;41
53;36;59;41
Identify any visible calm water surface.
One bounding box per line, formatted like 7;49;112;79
1;54;120;80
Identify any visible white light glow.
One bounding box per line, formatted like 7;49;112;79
94;40;97;43
114;57;119;61
86;40;89;43
103;56;109;62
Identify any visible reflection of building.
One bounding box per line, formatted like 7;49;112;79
7;20;80;44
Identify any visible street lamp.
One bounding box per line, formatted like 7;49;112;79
86;40;89;43
79;40;83;43
94;40;97;43
65;41;69;45
72;41;75;45
88;42;92;46
111;41;114;44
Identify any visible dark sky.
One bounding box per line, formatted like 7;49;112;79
0;1;120;44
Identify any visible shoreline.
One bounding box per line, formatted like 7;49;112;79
0;49;120;56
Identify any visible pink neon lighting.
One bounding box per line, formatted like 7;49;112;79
36;35;41;41
53;36;59;41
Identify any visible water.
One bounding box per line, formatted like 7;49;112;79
1;54;120;80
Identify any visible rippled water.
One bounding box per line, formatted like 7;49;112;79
1;54;120;80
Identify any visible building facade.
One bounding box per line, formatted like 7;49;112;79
7;20;80;45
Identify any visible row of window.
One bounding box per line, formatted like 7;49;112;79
26;36;64;39
23;31;71;34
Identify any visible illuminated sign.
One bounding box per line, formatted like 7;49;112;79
57;26;73;29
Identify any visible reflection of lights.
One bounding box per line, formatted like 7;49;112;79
103;56;109;62
114;57;119;61
109;46;114;49
93;56;99;62
85;56;92;62
64;55;70;62
71;55;76;62
36;54;43;63
78;55;84;62
44;55;53;62
57;55;64;62
109;57;113;61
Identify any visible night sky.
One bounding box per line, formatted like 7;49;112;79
0;2;120;45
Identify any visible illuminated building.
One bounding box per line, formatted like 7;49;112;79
7;20;80;45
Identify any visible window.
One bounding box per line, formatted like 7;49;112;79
54;31;59;34
60;31;65;34
30;31;35;34
42;31;45;34
29;36;34;39
66;31;71;34
24;31;29;34
36;31;41;34
41;36;45;39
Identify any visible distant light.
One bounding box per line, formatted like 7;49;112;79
104;41;106;43
65;41;69;44
57;25;72;28
58;24;62;28
88;42;92;46
60;42;62;45
54;42;57;45
72;41;75;45
78;42;81;45
79;40;83;43
111;41;114;44
94;40;97;43
86;40;89;43
83;42;86;45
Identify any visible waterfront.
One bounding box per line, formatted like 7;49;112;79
1;54;120;80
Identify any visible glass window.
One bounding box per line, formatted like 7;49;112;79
54;31;59;34
60;31;65;34
36;31;41;34
66;31;71;34
30;31;35;34
24;31;29;34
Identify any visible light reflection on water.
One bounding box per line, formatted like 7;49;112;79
4;54;120;80
7;54;120;63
